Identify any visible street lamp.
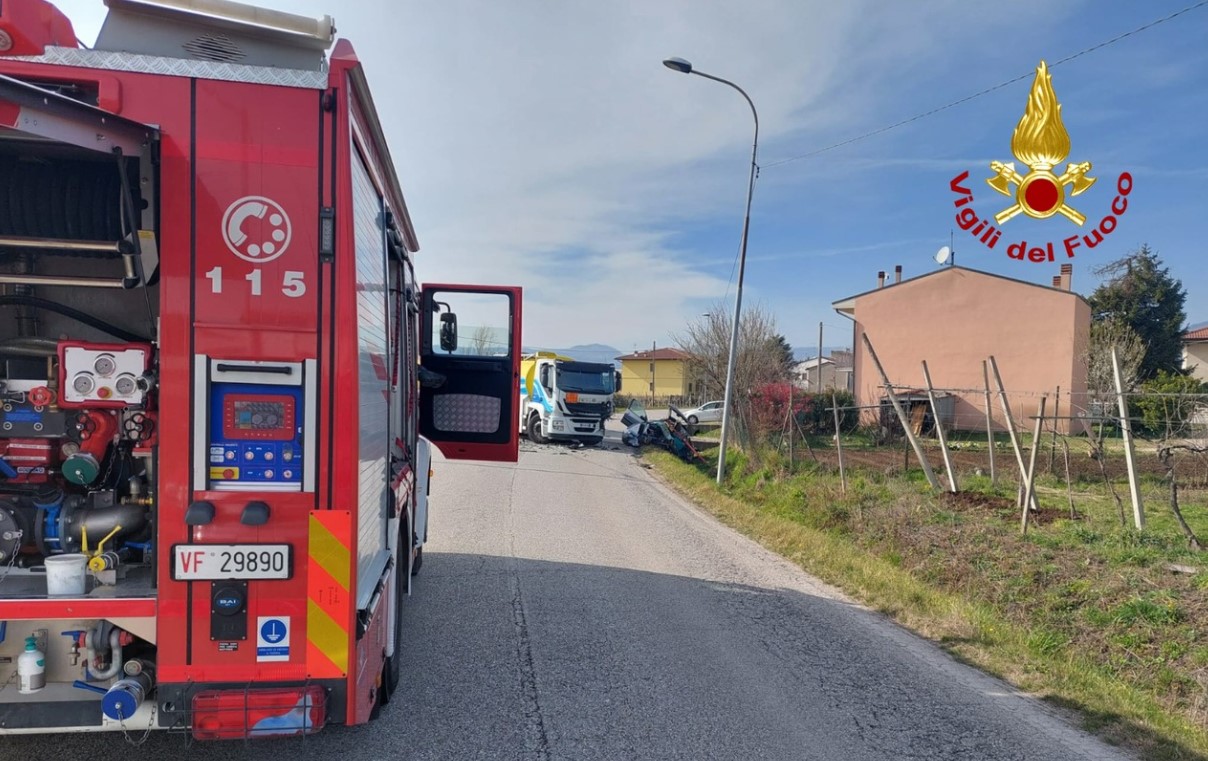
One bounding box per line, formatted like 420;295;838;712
663;56;759;485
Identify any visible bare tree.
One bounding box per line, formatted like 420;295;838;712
1140;382;1208;550
467;325;497;355
672;302;790;447
1086;319;1145;395
1156;440;1205;551
1085;319;1146;519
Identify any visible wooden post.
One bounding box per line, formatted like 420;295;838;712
1049;385;1061;472
1021;396;1047;534
1112;348;1145;530
862;333;939;490
922;360;957;492
982;360;997;486
1062;438;1076;519
988;356;1038;512
650;340;656;405
832;391;847;494
788;382;794;466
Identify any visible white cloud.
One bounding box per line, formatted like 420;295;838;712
50;0;1066;350
351;0;877;348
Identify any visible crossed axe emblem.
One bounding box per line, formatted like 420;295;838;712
986;160;1097;226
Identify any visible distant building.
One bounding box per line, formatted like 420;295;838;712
616;347;697;399
832;264;1090;434
1183;326;1208;383
791;356;833;389
790;355;851;391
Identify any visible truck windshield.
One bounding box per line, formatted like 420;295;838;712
557;363;615;394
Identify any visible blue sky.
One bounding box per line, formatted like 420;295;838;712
737;1;1208;354
55;0;1208;354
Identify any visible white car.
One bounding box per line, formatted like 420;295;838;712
682;401;724;424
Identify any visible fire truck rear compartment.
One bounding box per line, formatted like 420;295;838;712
0;130;159;727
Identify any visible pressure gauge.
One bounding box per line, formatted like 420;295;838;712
94;354;118;377
72;373;96;395
115;374;138;396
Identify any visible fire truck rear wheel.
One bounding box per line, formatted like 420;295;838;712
527;412;547;444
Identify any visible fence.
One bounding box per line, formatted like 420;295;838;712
759;350;1208;538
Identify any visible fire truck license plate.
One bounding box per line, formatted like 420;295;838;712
172;544;292;580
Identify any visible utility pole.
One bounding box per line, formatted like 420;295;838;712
816;322;824;392
650;340;656;404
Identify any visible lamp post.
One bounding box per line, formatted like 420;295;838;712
663;57;759;485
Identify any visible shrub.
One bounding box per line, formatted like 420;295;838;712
1129;371;1207;436
747;384;859;439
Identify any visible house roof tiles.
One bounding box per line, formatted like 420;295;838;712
832;265;1089;312
616;347;690;361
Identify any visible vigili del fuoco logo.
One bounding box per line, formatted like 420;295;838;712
948;61;1132;263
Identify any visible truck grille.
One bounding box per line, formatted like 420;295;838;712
565;401;609;418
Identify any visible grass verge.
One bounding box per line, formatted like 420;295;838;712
646;448;1208;761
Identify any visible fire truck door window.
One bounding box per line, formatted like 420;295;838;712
429;293;511;357
418;285;520;462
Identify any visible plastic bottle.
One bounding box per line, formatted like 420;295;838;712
17;635;45;694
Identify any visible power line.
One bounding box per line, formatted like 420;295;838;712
761;0;1208;170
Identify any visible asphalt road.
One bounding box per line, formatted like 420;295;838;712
4;426;1136;760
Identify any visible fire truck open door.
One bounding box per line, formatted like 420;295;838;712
0;73;156;155
419;284;522;462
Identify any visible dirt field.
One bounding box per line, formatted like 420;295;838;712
791;437;1208;487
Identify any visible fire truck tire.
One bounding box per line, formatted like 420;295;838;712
527;412;547;444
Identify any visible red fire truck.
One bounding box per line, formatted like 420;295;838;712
0;0;521;739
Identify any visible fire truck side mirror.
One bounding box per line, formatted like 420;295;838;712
439;312;458;353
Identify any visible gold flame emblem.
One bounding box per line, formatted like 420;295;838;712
986;61;1096;225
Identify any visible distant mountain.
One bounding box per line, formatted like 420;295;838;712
522;343;624;367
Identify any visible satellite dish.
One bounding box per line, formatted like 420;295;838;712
934;245;952;265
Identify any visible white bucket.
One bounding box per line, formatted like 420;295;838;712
44;553;88;596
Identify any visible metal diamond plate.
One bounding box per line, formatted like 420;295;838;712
12;47;328;89
433;394;502;434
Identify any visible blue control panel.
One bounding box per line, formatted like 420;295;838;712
208;382;304;490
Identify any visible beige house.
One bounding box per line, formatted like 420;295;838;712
832;264;1090;434
1183;326;1208;383
617;347;696;399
